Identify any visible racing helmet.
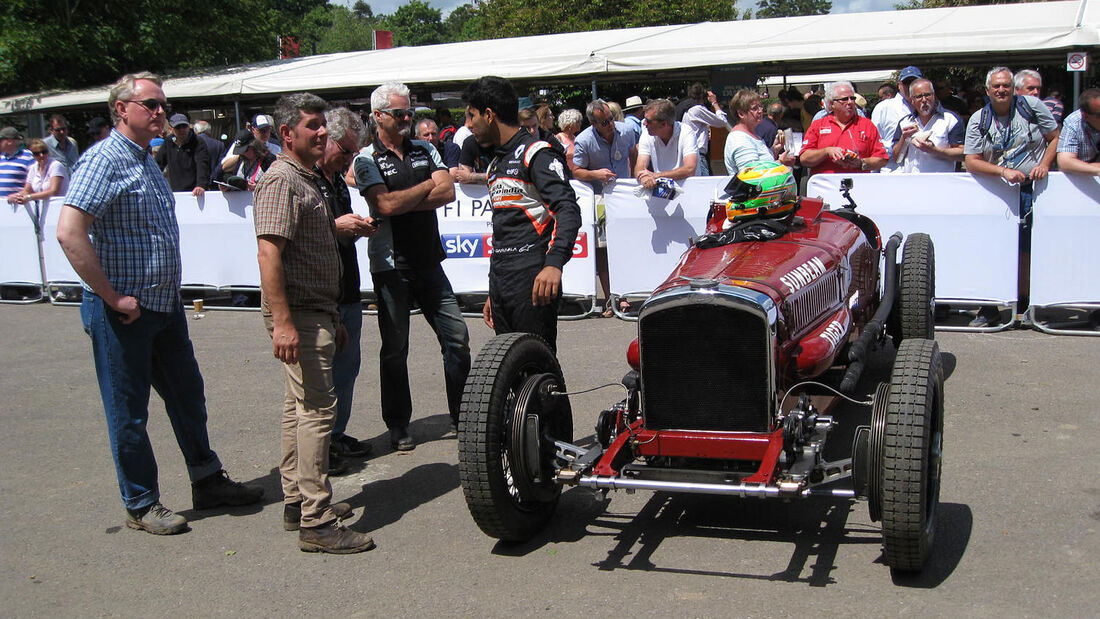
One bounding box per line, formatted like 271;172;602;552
724;160;798;222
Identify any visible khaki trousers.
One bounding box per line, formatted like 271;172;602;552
265;311;337;529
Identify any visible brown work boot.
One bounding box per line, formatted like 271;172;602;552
298;521;375;554
283;501;353;531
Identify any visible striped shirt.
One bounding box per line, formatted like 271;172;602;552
253;153;341;317
0;147;34;197
1056;109;1099;163
65;129;182;313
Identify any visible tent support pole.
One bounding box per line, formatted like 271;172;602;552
592;80;597;100
234;100;242;132
1073;72;1080;111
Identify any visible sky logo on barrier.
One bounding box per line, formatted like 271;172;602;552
442;232;589;259
443;233;493;258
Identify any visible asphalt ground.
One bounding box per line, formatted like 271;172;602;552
1;302;1097;617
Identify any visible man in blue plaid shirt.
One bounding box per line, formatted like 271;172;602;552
56;72;262;536
1056;88;1100;176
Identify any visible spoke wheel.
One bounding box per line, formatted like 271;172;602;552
458;333;572;542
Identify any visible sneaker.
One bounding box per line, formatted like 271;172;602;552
125;502;188;535
192;470;264;510
283;501;353;531
298;521;375;554
968;306;1002;328
389;427;415;451
332;433;373;458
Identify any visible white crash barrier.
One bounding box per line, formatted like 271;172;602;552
603;177;717;296
40;183;597;301
807;173;1021;306
173;191;260;288
1028;173;1100;334
0;199;45;287
40;198;81;286
426;181;597;299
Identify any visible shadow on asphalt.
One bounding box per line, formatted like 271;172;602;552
888;502;972;588
588;492;876;586
345;462;460;534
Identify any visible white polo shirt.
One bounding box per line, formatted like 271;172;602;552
638;121;698;175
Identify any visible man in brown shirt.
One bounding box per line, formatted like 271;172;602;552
254;92;374;554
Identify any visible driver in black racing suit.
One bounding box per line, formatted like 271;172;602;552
462;76;581;352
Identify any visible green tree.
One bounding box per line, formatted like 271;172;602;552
754;0;830;19
352;1;375;19
474;0;739;38
318;6;378;53
444;4;484;42
385;1;446;47
0;0;286;97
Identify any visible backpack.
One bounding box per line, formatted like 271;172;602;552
977;95;1036;136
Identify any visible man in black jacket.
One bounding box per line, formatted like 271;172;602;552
463;76;581;352
156;114;210;195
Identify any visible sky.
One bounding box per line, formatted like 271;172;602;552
336;0;901;19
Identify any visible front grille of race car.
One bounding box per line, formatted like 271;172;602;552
639;285;776;433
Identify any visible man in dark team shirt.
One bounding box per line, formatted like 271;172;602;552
462;75;582;352
315;107;377;470
353;82;471;450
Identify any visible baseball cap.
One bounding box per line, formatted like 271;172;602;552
516;97;534;111
624;95;644;111
231;129;257;155
899;66;923;83
86;117;110;136
253;114;273;128
168;113;190;127
0;126;21;140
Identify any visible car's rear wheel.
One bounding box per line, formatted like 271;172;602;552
890;233;936;344
458;332;572;542
876;338;944;572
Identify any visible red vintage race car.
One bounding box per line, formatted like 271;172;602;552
457;168;944;574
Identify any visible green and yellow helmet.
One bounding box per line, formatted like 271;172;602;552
724;160;797;222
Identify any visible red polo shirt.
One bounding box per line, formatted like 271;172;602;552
802;114;887;175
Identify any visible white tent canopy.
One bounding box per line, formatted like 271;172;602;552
2;0;1096;114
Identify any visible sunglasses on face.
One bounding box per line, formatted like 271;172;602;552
379;108;413;119
833;96;857;103
593;117;613;127
123;98;170;114
31;150;48;156
334;141;355;156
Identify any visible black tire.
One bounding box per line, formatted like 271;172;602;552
458;332;572;542
880;338;944;572
892;233;936;343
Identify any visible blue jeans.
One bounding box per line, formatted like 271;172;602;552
331;301;363;438
372;265;471;428
81;292;222;510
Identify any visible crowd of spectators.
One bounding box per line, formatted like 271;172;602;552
5;64;1091;214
